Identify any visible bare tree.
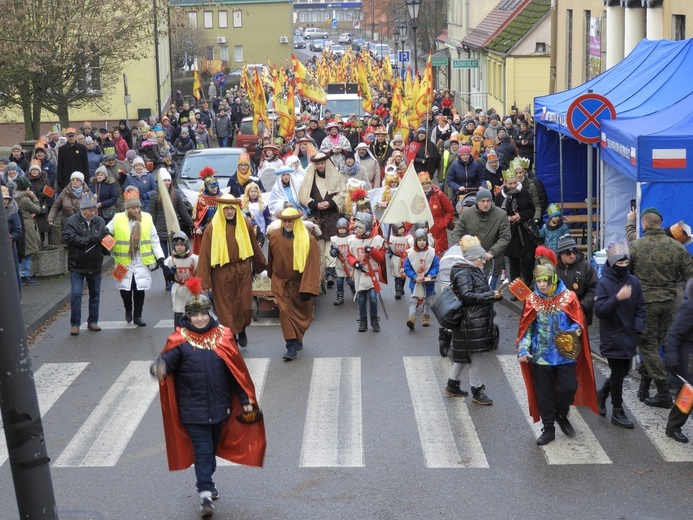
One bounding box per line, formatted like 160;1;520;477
170;7;208;71
0;0;168;139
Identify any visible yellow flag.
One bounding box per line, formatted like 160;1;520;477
192;70;202;101
292;55;326;105
251;67;269;135
382;55;393;83
414;53;434;118
391;83;410;143
357;61;373;114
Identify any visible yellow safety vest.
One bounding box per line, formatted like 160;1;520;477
112;212;156;266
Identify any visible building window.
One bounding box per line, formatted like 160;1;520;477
188;11;197;30
220;46;229;62
234;45;243;62
203;11;213;29
233;10;243;28
673;15;686;40
219;11;228;29
566;9;573;89
535;42;547;53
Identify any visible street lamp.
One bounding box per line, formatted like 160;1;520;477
399;22;408;78
405;0;421;77
393;28;400;77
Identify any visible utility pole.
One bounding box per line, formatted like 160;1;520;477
0;203;58;518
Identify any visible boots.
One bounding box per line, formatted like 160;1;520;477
371;316;380;332
638;376;652;402
334;292;344;305
358;318;368;332
536;425;556;446
597;381;610;417
422;314;430;327
471;385;493;405
644;380;674;408
444;379;468;397
326;268;335;288
406;316;415;330
611;407;634;429
394;278;404;300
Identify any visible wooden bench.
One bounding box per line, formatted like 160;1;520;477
564;214;598;224
559;200;597;212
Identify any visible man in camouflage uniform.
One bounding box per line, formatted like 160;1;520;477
628;208;693;407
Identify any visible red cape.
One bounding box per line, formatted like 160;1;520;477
516;288;599;423
158;327;266;470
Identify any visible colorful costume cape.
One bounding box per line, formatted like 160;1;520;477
516;289;599;423
158;326;266;470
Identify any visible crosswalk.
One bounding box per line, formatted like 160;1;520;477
1;355;691;470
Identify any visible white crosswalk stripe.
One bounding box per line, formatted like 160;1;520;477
498;354;612;465
403;356;489;468
154;319;175;329
593;363;693;462
300;357;363;467
80;321;138;330
53;361;159;468
0;362;89;467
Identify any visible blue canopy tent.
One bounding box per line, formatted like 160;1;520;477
534;39;693;205
600;91;693;253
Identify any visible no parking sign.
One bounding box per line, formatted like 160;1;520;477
566;93;616;144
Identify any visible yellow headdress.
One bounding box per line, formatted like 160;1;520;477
277;208;310;272
210;195;254;267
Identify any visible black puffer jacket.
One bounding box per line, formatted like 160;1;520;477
594;262;646;359
158;318;249;425
148;189;194;238
450;261;497;359
665;279;693;386
62;211;108;274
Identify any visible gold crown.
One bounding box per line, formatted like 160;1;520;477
502;168;517;181
124;189;140;202
459;234;481;253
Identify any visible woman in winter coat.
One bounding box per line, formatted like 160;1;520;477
124;157;156;212
89;166;120;224
663;278;693;443
48;172;92;232
3;185;23;293
111;129;130;161
148;170;195;258
26;160;52;235
594;242;645;429
420;172;454;256
13;176;42;285
444;240;503;404
84;138;104;181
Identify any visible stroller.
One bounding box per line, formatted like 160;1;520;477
436;253;500;357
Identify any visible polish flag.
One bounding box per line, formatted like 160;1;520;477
630;147;636;167
652;148;686;169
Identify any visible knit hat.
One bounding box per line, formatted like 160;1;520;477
504;118;513;125
556;235;578;255
28;160;41;172
84;136;93;143
392;132;403;142
465;245;487;262
606;241;630;265
641;207;662;220
11;144;22;152
70;171;85;182
80;192;98;209
15;176;31;191
125;150;137;160
416;126;426;134
459;145;471;154
124;187;141;208
0;157;8;164
476;188;493;203
132;157;145;167
158;170;172;182
547;203;562;218
94;165;108;177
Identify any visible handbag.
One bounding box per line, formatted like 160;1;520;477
522;219;542;245
431;286;464;329
101;206;116;220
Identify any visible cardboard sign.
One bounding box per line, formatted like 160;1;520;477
112;263;128;281
508;278;532;301
42;185;55;198
101;235;116;251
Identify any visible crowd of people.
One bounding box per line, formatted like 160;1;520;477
3;81;692;518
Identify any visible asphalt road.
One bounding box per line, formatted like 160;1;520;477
1;272;691;519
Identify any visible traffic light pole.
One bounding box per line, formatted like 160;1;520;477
0;202;58;518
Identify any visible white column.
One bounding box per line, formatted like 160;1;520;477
606;5;625;69
646;6;664;40
624;7;646;57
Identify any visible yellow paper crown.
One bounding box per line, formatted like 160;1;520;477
502;168;517;181
124;188;140;202
459;234;481;253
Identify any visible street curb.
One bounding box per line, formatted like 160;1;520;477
25;256;114;337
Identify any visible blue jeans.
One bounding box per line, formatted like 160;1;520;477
218;136;229;148
19;254;32;277
357;288;378;319
70;271;101;326
184;421;224;493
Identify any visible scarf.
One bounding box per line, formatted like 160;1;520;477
236;167;251;185
209;203;254;267
71;184;84;197
328;134;340;146
128;213;142;259
340;162;359;176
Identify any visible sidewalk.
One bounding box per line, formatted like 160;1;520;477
22;258;113;338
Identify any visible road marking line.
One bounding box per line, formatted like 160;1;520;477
249;318;281;326
299;357;363;467
593;363;693;462
403;356;488;468
154;319;174;329
80;321;138;330
0;362;88;467
498;355;612;465
53;361;158;468
217;357;270;467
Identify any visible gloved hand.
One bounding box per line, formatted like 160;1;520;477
88;236;101;245
364;246;372;254
300;292;311;302
353;262;364;272
157;258;165;269
329;246;339;258
150;359;167;380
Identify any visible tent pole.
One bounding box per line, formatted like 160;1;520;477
587;144;594;258
559;134;564;205
597;148;604;251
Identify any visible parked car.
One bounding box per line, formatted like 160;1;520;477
177;148;245;205
338;33;354;45
371;43;391;59
235;114;279;156
303;27;328;40
330;45;346;57
294;35;306;49
228;64;267;88
352;38;366;51
310;39;325;52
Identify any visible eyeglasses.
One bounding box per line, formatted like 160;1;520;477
207;183;219;190
238;163;249;168
562;250;577;256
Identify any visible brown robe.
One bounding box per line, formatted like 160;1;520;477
197;216;267;334
267;227;321;342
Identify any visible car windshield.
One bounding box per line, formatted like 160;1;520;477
332;45;343;51
327;99;362;116
179;153;241;180
314;39;324;44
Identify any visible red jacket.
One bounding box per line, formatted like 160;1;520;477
427;186;454;255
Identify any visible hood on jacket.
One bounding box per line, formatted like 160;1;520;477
3;198;19;217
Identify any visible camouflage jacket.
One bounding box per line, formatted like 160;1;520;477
630;228;693;303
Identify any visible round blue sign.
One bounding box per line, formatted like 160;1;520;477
566;93;616;144
214;73;227;87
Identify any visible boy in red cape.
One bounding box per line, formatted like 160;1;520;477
517;263;599;446
151;277;266;518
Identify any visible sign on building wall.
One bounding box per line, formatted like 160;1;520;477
588;17;602;80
